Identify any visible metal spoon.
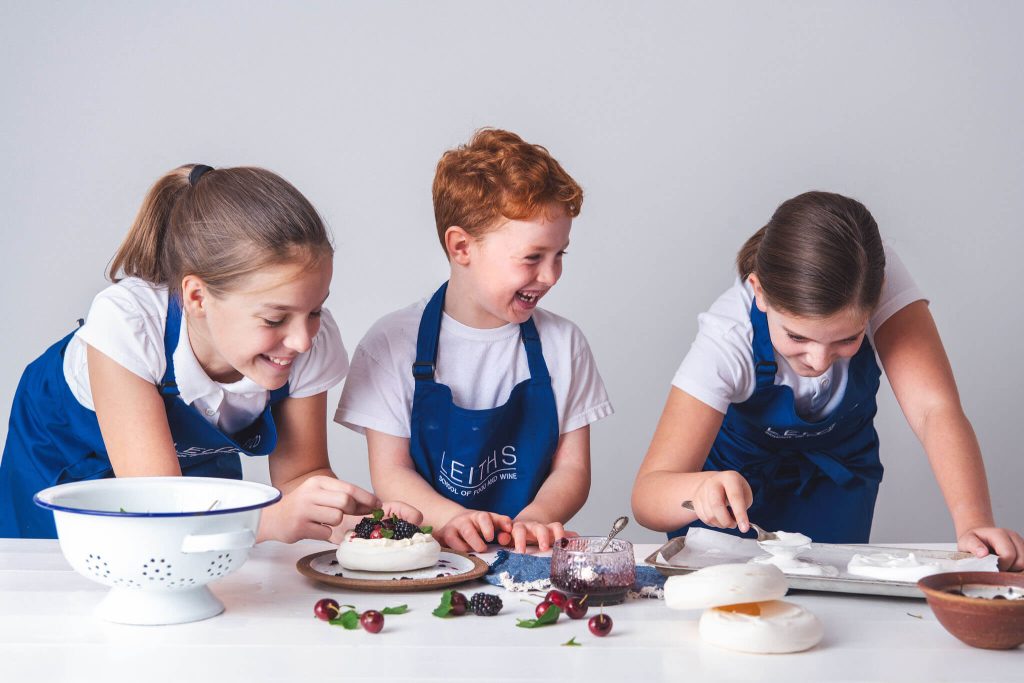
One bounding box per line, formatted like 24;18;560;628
680;500;777;542
598;516;630;552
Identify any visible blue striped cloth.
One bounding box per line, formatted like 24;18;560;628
483;550;666;596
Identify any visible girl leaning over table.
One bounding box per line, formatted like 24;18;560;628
0;164;419;541
631;191;1023;570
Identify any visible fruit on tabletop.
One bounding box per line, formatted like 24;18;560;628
360;610;385;634
469;592;504;616
545;589;568;608
450;591;468;616
535;600;559;621
314;598;341;621
588;613;613;637
565;596;589;620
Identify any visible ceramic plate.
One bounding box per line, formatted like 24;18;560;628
296;549;489;592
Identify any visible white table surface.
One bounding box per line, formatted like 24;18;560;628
0;538;1019;682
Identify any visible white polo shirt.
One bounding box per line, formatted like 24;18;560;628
672;244;926;421
334;301;613;437
63;277;349;434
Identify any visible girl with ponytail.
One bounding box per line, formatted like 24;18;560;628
631;191;1022;570
0;164;420;540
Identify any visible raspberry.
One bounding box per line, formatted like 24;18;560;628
469;593;503;616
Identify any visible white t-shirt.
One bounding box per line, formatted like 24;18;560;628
334;300;614;437
63;277;349;434
672;244;925;421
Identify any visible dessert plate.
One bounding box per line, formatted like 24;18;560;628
296;549;489;592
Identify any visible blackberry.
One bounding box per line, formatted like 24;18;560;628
392;519;421;540
469;592;503;616
353;517;378;539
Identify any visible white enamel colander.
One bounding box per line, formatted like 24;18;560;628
34;476;280;625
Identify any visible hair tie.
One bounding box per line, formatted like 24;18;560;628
189;164;214;186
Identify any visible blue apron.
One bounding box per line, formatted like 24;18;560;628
670;298;884;543
409;283;560;519
0;297;287;538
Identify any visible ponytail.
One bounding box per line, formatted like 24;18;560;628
107;165;193;285
106;164;331;297
735;226;767;281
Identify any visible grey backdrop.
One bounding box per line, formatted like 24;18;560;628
2;1;1021;543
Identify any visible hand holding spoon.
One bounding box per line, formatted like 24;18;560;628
680;500;777;542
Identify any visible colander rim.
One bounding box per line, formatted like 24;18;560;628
33;477;281;518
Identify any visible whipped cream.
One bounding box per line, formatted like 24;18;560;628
959;584;1024;600
757;531;812;560
336;531;441;572
846;552;942;581
748;529;837;575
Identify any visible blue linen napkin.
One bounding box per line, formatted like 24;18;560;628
483;550;666;598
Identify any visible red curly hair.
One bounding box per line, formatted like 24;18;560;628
432;128;583;253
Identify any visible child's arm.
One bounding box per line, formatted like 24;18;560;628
631;387;756;533
874;300;1024;570
499;426;591;553
88;344;183;475
366;428;513;552
261;392;386;544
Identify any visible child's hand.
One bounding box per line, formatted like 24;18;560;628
957;526;1024;571
690;471;754;533
380;501;424;526
261;475;381;544
497;520;577;554
435;511;513;553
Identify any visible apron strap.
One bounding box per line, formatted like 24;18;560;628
411;281;552;383
412;283;448;381
749;297;778;390
520;317;550;381
159;296;183;396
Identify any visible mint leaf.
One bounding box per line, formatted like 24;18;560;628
329;609;361;630
371;509;384;521
382;604;408;615
562;636;582;646
419;525;433;534
516;604;563;628
432;589;454;618
381;528;395;539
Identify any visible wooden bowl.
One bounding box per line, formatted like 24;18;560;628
917;572;1024;650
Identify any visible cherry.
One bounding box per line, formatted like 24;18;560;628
360;610;384;633
545;589;568;608
450;591;468;616
535;600;558;620
313;598;340;621
588;613;613;637
565;596;589;619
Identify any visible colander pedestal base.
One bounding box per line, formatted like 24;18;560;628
95;585;225;625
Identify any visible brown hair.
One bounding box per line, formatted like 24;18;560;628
736;191;885;317
432;128;583;253
107;165;331;297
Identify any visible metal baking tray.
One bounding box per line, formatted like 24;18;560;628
644;536;974;598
